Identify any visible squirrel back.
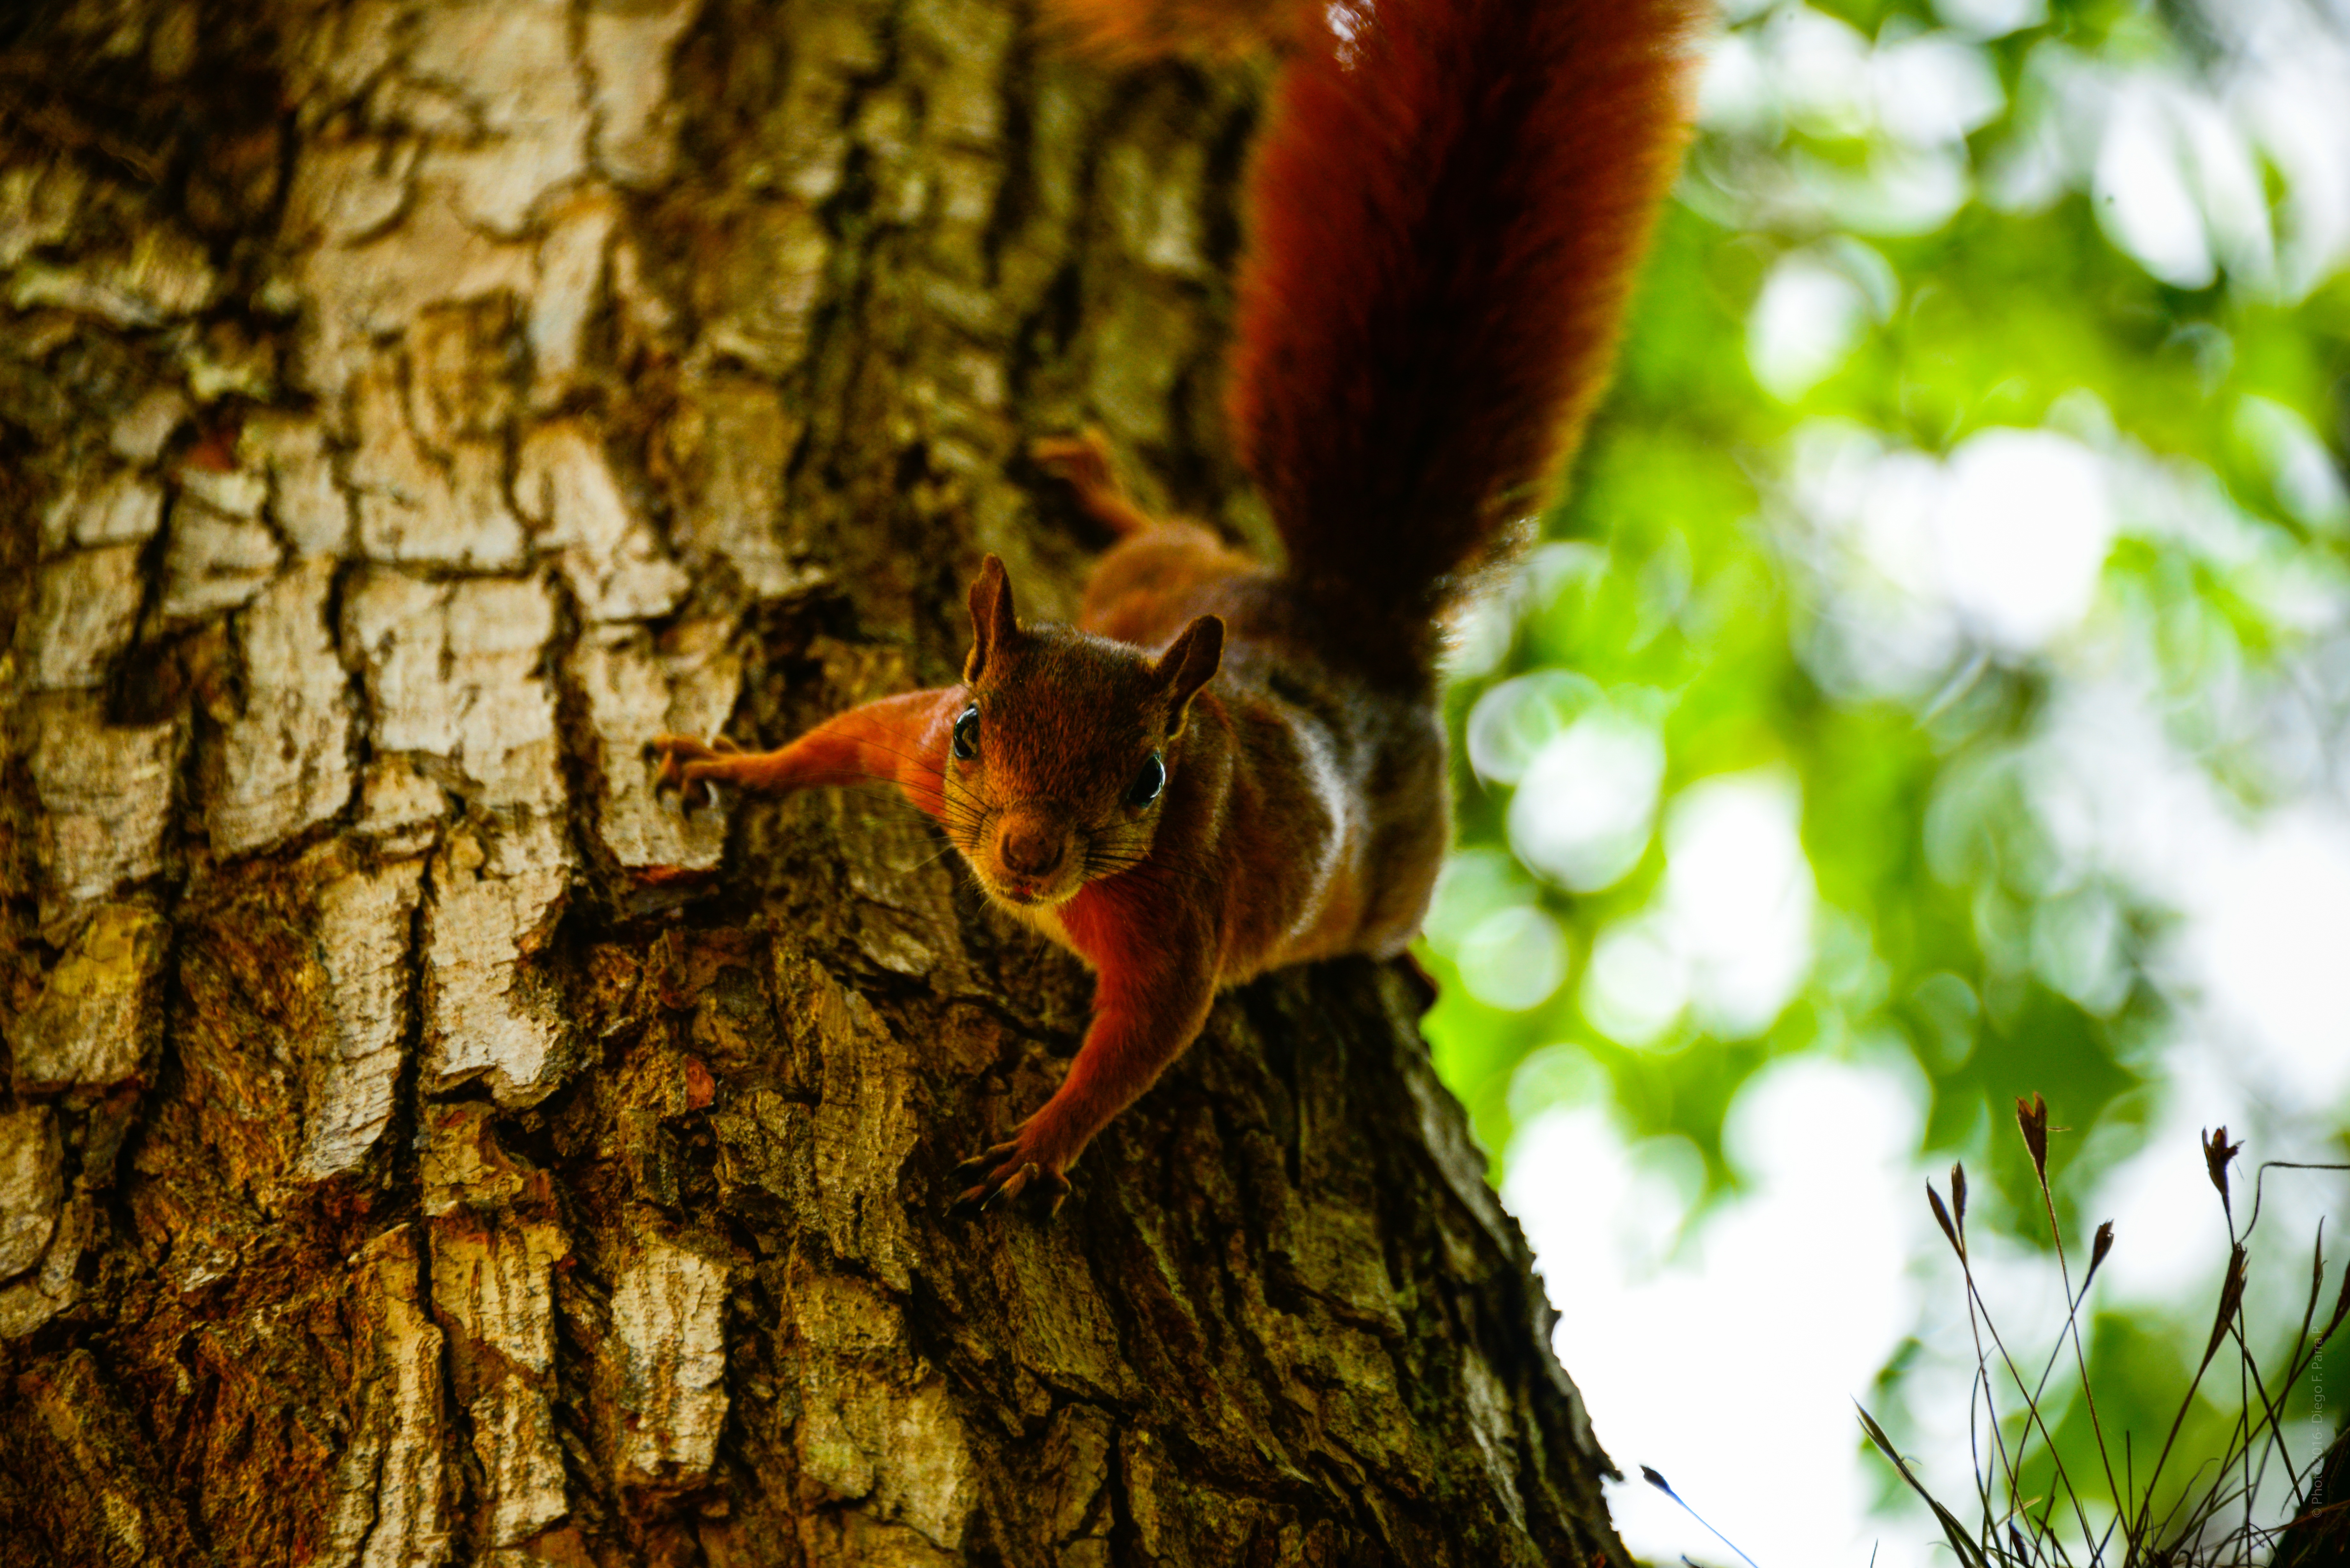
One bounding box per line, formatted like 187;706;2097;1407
1228;0;1705;671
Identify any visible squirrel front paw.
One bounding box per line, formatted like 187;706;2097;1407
1029;428;1118;490
1029;428;1158;540
648;733;742;814
951;1127;1076;1218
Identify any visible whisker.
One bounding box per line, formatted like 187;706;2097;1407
1081;849;1225;899
903;841;973;875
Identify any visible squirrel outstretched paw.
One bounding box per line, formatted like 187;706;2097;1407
648;733;742;814
951;1134;1074;1218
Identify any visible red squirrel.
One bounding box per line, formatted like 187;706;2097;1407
654;0;1706;1212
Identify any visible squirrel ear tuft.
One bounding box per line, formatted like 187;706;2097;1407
1152;615;1225;737
964;555;1023;683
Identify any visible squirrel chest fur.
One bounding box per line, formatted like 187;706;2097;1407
654;0;1706;1211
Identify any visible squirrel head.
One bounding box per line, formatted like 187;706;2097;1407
942;554;1223;909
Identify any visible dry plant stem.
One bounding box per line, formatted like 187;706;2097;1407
2242;1161;2350;1238
2139;1173;2346;1559
1966;1376;2004;1545
2227;1320;2274;1543
2204;1225;2337;1552
1638;1467;1760;1568
1934;1176;2030;1528
2225;1190;2256;1551
2242;1165;2350;1504
1957;1250;2100;1549
1999;1263;2121;1558
1899;1126;2344;1567
1856;1404;1996;1568
2028;1111;2126;1521
1940;1161;2093;1550
2138;1240;2261;1552
2133;1255;2241;1552
2269;1223;2350;1503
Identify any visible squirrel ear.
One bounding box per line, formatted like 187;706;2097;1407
964;555;1023;683
1152;615;1225;738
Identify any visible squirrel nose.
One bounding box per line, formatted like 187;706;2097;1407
997;818;1066;878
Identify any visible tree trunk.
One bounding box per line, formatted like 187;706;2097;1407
0;2;1630;1563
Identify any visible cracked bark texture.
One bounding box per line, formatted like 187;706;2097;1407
0;1;1633;1564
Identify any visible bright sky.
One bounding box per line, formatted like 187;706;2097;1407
1507;1059;1934;1565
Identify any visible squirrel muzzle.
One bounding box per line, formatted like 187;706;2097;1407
981;802;1085;905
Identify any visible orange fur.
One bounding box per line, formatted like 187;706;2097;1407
654;0;1707;1213
655;690;963;821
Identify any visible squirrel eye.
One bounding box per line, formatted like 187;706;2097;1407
951;706;981;761
1126;752;1165;808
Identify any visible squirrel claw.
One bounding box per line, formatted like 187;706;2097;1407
952;1139;1018;1179
649;733;741;815
950;1141;1072;1217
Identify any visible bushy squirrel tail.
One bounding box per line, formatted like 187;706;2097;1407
1228;0;1707;652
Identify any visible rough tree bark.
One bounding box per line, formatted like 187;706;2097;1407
0;1;1632;1563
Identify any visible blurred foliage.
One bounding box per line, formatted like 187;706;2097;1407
1418;0;2350;1523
